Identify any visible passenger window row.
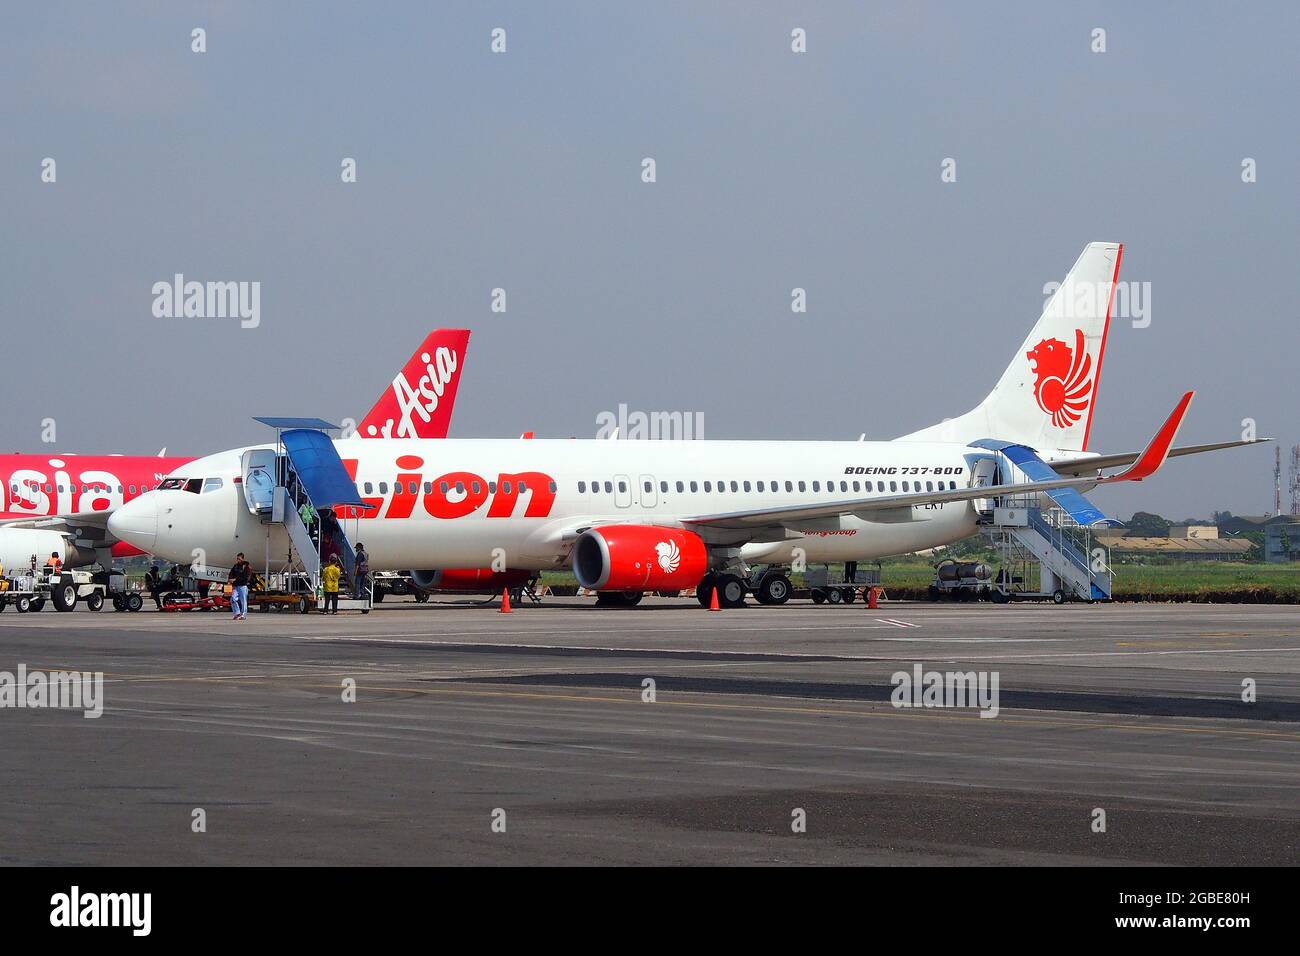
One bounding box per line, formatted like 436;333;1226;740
348;475;961;501
11;482;145;495
574;478;960;495
361;479;560;496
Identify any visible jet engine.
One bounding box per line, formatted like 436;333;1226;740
410;568;532;591
572;526;707;591
0;528;91;573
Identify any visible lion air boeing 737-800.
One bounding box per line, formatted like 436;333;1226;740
0;329;470;574
106;243;1263;606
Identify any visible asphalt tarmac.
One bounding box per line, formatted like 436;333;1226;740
1;597;1296;864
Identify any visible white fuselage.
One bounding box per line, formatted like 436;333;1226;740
111;437;1021;574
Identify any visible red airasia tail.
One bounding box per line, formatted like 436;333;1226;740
356;329;469;440
0;329;470;573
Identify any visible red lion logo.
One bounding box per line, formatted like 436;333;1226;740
1026;328;1092;428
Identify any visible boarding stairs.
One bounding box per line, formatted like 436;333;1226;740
971;441;1114;603
981;502;1112;601
243;418;371;609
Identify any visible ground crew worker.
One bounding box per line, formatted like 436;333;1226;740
44;552;62;576
321;555;342;614
229;552;252;620
145;563;162;609
353;543;370;599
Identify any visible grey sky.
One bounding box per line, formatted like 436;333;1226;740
3;1;1296;520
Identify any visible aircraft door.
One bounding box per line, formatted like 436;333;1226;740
970;457;999;516
613;474;632;509
241;449;279;514
639;474;657;508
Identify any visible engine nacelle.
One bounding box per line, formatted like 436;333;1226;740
410;568;532;592
572;526;708;591
0;529;91;573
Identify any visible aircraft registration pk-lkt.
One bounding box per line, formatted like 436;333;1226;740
107;243;1262;606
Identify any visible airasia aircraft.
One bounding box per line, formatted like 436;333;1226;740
0;328;470;574
107;243;1260;606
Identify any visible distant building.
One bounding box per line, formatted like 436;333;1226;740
1218;514;1292;534
1094;531;1251;562
1169;525;1218;540
1264;520;1300;563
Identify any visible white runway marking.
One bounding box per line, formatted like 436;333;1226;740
289;624;904;642
872;637;1059;643
953;646;1300;661
290;635;897;661
876;618;920;628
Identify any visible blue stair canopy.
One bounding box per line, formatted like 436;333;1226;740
971;440;1113;527
253;416;342;431
280;428;365;509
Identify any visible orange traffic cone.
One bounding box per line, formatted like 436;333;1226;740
708;584;720;612
867;586;878;609
500;587;512;613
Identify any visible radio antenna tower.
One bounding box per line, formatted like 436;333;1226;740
1291;445;1300;516
1276;447;1283;515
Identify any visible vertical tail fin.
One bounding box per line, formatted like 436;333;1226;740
357;329;471;439
898;242;1122;452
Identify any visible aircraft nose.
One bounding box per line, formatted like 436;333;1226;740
107;494;159;553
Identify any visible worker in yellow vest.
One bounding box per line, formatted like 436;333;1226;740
321;555;342;615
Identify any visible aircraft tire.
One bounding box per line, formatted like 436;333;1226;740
715;574;747;608
696;575;715;607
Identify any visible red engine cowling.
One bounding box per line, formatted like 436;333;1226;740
411;568;532;592
572;526;708;591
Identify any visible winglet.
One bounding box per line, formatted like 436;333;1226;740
1103;391;1194;482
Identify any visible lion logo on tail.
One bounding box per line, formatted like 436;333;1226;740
1026;328;1093;429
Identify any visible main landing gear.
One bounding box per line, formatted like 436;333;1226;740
695;572;752;609
594;591;643;608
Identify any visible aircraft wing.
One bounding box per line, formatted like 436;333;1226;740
0;511;116;532
1;513;120;558
686;392;1196;531
1047;438;1269;476
0;509;122;566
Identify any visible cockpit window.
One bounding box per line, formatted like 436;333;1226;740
158;477;204;494
202;477;223;494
